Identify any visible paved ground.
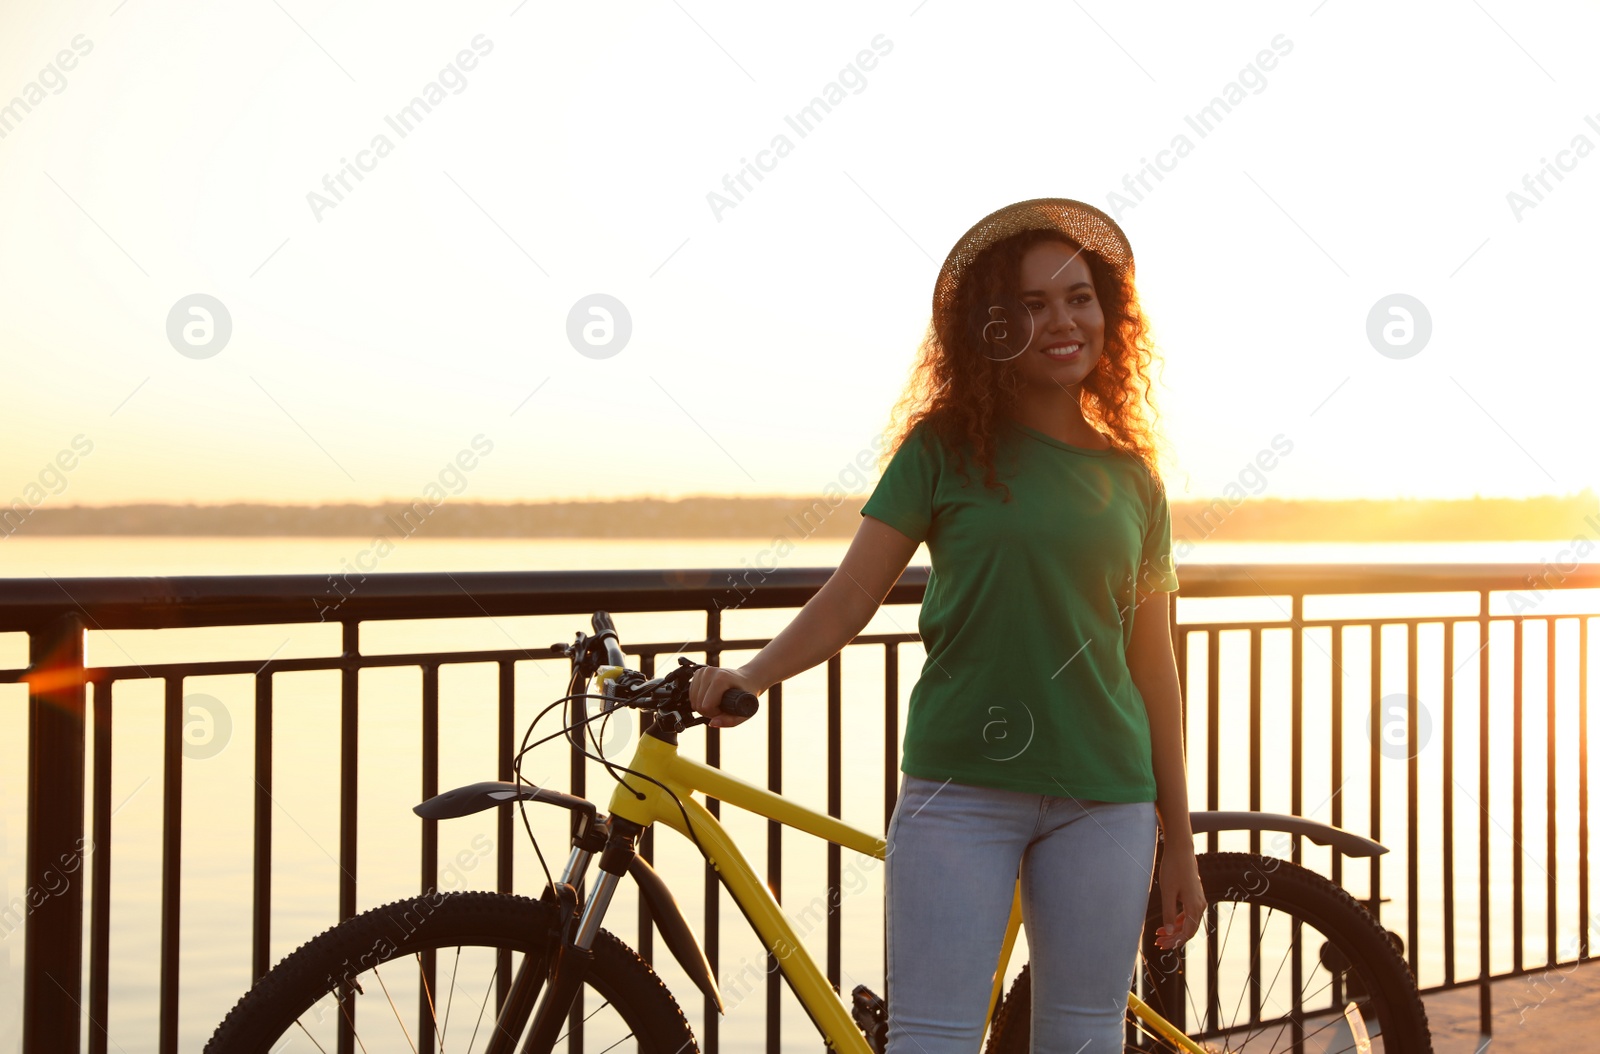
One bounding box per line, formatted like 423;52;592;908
1422;957;1600;1052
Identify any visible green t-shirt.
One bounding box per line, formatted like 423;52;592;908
860;416;1179;802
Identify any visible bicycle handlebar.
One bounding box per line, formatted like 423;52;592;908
586;610;760;725
590;611;628;669
715;687;760;718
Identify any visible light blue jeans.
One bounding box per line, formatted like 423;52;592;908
884;774;1159;1053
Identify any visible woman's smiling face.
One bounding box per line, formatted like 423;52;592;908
1007;239;1106;393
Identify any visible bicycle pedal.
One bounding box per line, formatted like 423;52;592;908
851;984;888;1054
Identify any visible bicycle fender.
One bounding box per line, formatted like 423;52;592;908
629;855;725;1013
1187;811;1388;858
413;780;598;825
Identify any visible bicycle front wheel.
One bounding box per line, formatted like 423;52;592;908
984;851;1432;1053
203;890;697;1054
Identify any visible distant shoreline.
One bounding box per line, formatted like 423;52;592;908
5;493;1598;542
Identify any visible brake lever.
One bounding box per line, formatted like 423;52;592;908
666;657;720;729
625;659;711;732
582;656;714;732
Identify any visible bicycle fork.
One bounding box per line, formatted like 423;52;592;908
484;815;646;1054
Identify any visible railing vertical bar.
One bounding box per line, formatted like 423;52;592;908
1369;623;1382;931
1581;615;1591;961
1546;616;1557;967
1177;609;1200;1029
1331;625;1344;894
1248;626;1261;853
419;663;439;1050
338;619;359;1054
766;678;783;1053
1289;596;1304;1046
1206;629;1219;857
1248;626;1261;1023
251;669;273;983
1206;630;1218;1032
1407;620;1420;979
340;620;359;922
1171;604;1192;1034
88;676;112;1054
1513;616;1523;974
640;651;656;969
827;653;843;994
24;613;86;1052
885;641;899;830
497;659;515;877
1443;620;1456;987
421;665;439;884
1478;590;1492;1039
563;647;591;1054
497;659;515;1019
704;606;723;1054
562;647;584;1054
1290;595;1302;864
641;848;661;967
883;641;898;992
159;676;182;1054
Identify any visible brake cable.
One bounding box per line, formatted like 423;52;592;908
510;629;727;901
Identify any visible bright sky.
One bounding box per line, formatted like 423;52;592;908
1;0;1596;508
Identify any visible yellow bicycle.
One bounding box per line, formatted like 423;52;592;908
205;612;1433;1053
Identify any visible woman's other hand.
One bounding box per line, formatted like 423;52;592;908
1154;842;1207;950
689;665;764;729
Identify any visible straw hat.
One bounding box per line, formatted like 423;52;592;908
933;198;1135;318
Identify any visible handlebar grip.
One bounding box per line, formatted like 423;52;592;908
590;611;627;668
718;687;760;718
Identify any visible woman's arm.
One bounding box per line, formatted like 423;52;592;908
690;515;920;725
1128;589;1207;947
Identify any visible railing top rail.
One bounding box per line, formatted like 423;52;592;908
0;567;880;631
1;563;1597;632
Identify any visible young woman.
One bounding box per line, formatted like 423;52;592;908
690;198;1205;1053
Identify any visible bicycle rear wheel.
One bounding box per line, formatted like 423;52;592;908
983;851;1432;1053
203;890;697;1054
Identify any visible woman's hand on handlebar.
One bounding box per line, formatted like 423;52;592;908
689;665;764;729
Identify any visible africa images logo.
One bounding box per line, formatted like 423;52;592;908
981;700;1035;762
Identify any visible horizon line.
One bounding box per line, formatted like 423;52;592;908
32;489;1600;510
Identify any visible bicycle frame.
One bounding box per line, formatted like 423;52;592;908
598;730;1209;1054
607;733;880;1049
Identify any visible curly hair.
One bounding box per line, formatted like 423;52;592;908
879;228;1166;499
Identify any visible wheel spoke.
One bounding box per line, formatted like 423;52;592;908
464;955;500;1054
1255;910;1298;1016
1236;909;1308;1053
439;945;462;1052
1281;1000;1375;1053
555;997;616;1043
1224;998;1370;1054
1168;942;1208;1047
337;987;373;1054
371;962;420;1054
1225;904;1265;1034
291;1017;333;1054
589;1031;640;1054
1214;897;1243;1032
414;952;440;1051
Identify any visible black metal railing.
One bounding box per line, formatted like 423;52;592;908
4;563;1597;1051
